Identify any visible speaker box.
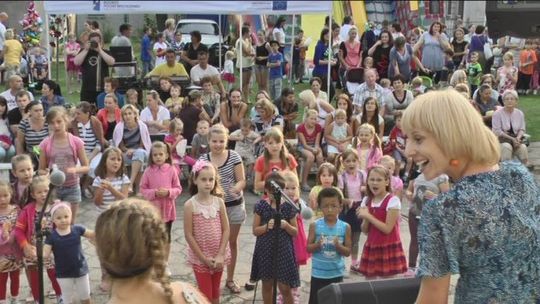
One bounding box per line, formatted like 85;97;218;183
318;277;421;304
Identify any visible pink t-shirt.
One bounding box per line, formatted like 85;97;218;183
297;123;322;147
338;170;365;202
254;154;298;178
391;176;404;194
39;134;85;187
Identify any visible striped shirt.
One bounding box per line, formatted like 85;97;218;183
200;150;243;203
123;126;141;149
77;121;99;154
92;175;130;213
18;118;49;153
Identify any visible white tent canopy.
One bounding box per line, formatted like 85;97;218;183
43;1;332;15
43;0;333;90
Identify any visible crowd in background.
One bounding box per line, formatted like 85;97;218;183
0;10;538;304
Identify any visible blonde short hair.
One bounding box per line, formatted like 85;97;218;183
502;51;514;61
255;98;276;115
305;109;318;120
298;90;316;107
401;90;500;165
121;104;140;121
453;83;470;99
450;69;467;87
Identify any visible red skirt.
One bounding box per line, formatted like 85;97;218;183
359;240;407;277
66;56;79;72
222;72;235;83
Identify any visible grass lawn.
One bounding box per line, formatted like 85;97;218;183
517;95;540;141
16;58;540;142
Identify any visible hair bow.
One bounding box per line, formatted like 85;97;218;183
193;160;211;173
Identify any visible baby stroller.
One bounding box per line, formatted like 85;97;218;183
26;46;49;92
345;68;364;95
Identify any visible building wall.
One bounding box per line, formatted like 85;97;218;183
463;1;486;26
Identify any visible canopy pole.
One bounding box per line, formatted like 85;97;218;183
45;14;52;80
219;14;222;70
239;15;243;96
289;14;295;86
326;9;332;100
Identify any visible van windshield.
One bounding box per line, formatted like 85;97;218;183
177;23;218;35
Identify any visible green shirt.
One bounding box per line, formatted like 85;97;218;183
467;62;483;86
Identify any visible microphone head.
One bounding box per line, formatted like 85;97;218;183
301;206;314;220
50;168;66;187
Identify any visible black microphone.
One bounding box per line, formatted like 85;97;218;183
269;181;314;220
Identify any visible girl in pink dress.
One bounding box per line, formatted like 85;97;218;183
282;171;309;304
184;160;231;304
64;33;81;95
139;141;182;263
496;52;519;94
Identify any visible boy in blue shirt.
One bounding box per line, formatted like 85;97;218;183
307;188;352;304
140;27;154;75
267;40;283;101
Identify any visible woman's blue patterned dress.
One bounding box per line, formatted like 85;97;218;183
417;162;540;303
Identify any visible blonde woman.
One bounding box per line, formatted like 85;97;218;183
112;104;152;189
402;89;540;304
163;18;176;43
1;29;24;80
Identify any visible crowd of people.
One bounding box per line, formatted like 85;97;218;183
0;12;538;304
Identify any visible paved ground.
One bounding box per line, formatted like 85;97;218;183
15;144;540;303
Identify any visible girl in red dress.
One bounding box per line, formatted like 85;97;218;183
356;165;407;278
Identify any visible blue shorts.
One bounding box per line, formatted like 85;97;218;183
56;184;82;204
124;149;147;170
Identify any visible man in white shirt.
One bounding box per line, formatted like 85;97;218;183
0;75;35;111
339;16;355;42
0;12;8;55
352;69;384;114
110;23;134;77
189;50;225;95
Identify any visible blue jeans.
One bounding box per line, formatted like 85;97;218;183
269;77;282;101
142;61;154;75
56;184;82;204
0;145;15;162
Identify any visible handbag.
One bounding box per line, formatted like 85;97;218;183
483;42;493;59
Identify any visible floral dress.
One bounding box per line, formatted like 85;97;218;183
418;162;540;303
0;206;23;272
497;66;518;94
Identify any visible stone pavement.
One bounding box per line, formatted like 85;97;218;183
17;144;540;303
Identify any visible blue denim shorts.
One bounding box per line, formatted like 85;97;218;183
56;184;82;204
124;149;147;170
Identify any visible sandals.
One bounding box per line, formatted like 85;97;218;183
225;280;241;294
244;280;256;291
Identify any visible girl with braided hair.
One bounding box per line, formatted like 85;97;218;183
95;198;208;304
